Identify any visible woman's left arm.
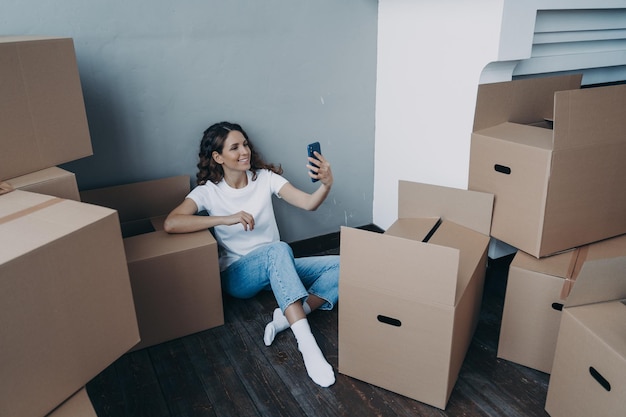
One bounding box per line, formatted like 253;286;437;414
279;151;333;211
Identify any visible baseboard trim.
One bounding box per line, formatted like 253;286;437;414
289;223;383;257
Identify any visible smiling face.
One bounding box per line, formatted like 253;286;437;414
212;130;252;174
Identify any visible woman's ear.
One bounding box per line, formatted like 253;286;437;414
212;151;223;165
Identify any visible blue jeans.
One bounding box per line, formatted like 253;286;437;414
220;241;339;312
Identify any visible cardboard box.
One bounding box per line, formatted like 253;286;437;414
0;190;139;417
0;36;92;180
468;74;626;258
5;166;80;201
46;388;97;417
338;181;494;409
80;175;224;350
544;256;626;417
498;234;626;374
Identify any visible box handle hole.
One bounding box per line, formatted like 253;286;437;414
589;367;611;392
377;315;401;327
551;303;564;311
494;164;511;175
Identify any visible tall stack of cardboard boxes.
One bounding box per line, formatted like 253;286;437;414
468;74;626;417
0;36;223;416
0;36;92;200
0;35;139;417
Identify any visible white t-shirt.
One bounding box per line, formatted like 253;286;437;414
186;169;289;271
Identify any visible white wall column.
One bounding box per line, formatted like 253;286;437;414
374;0;626;230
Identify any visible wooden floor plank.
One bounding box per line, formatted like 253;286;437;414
148;338;217;417
182;326;262;417
118;349;171;417
86;359;128;417
98;348;170;417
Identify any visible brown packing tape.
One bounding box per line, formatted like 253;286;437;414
0;182;14;195
571;246;590;282
559;280;570;301
0;197;63;225
560;245;591;300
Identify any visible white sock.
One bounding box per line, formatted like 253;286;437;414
264;308;289;346
264;302;312;346
290;318;335;387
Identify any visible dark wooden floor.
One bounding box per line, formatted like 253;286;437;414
87;232;550;417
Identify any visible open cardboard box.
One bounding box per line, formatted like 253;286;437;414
498;233;626;374
544;256;626;417
338;181;494;409
80;175;224;350
0;190;139;417
0;36;92;181
469;74;626;258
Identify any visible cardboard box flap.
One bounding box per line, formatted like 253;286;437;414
429;220;491;302
511;248;577;279
80;175;189;222
510;234;626;301
6;167;80;201
150;215;166;231
0;188;57;218
0;35;64;43
473;122;554;150
124;229;215;263
552;83;626;151
585;234;626;260
120;215;168;238
560;235;626;299
398;181;493;235
6;167;71;189
473;74;582;133
564;256;626;309
340;226;460;306
385;217;440;241
568;300;626;359
0;191;117;263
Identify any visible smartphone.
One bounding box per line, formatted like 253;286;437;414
307;141;321;182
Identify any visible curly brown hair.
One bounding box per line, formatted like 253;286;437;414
196;121;283;185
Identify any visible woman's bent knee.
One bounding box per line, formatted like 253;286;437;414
267;241;294;259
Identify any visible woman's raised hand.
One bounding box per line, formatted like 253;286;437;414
307;151;333;187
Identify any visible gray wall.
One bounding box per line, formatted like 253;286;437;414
2;1;378;243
